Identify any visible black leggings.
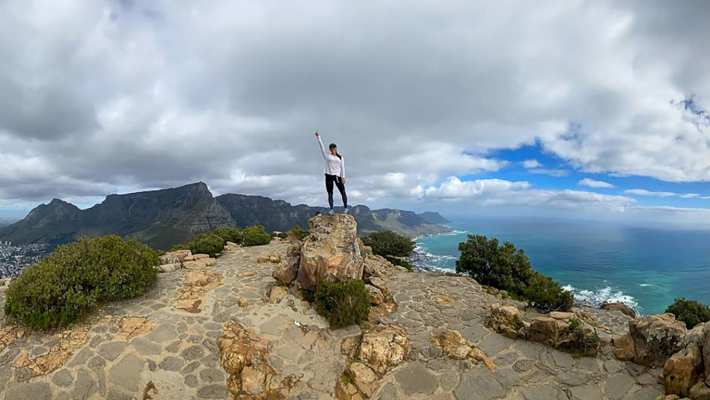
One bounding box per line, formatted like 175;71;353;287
325;174;347;209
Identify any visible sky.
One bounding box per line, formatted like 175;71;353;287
1;0;710;228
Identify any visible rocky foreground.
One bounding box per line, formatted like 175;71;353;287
0;214;702;400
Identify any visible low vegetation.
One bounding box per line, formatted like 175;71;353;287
239;225;272;247
187;233;225;257
172;224;273;256
211;226;242;243
457;234;573;312
288;225;309;241
666;297;710;329
362;230;416;270
314;279;371;328
4;235;158;330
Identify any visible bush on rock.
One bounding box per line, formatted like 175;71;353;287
362;230;415;270
4;235;158;330
240;225;272;247
314;280;371;328
523;273;574;313
362;230;415;258
457;234;572;312
287;225;309;241
212;226;242;244
188;233;225;257
666;298;710;329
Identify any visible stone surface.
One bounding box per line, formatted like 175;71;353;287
393;362;438;395
109;354;145;392
629;313;686;367
358;324;409;375
664;342;702;397
268;285;288;304
613;334;636;361
486;304;527;339
432;329;495;370
297;214;365;290
601;302;637;318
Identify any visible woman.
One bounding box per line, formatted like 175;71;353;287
315;131;348;214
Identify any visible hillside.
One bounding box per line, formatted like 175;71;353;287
0;183;449;249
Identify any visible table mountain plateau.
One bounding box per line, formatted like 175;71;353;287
0;182;449;250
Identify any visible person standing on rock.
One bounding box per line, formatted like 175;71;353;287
315;131;349;215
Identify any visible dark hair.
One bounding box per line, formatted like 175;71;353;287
329;143;342;159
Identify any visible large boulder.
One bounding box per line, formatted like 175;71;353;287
664;342;703;397
629;313;687;367
297;214;365;290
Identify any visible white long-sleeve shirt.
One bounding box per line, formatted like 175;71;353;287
317;136;345;178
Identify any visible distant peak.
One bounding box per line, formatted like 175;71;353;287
45;198;79;210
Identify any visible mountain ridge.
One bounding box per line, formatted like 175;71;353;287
0;182;449;249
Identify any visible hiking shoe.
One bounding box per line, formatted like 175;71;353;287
343;207;351;214
328;209;335;215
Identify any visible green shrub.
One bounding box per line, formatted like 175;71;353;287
362;230;415;258
188;234;225;257
4;235;158;330
288;225;309;241
384;255;413;271
456;235;534;295
212;226;242;243
240;225;272;247
457;234;572;312
314;280;371;328
666;298;710;329
522;273;574;312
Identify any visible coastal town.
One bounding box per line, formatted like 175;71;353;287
0;241;49;278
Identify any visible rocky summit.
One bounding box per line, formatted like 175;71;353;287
2;213;705;400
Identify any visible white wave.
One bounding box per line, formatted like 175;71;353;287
563;285;639;312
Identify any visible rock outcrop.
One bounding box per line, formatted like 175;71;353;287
601;301;637;318
486;304;527;339
613;313;687;367
486;305;601;356
297;214;365;290
272;242;300;286
432;329;495;370
658;322;710;399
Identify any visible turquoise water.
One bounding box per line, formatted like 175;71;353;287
415;217;710;314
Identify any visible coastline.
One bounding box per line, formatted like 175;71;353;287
410;228;643;314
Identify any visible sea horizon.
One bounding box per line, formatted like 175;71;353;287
413;215;710;315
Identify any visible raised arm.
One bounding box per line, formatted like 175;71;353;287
315;131;327;160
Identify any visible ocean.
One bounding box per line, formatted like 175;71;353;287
414;216;710;315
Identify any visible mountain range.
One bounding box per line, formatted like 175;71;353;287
0;182;449;249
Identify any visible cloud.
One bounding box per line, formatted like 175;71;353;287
522;159;542;169
527;168;569;177
624;188;710;200
0;0;709;220
416;177;633;212
579;178;615;188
